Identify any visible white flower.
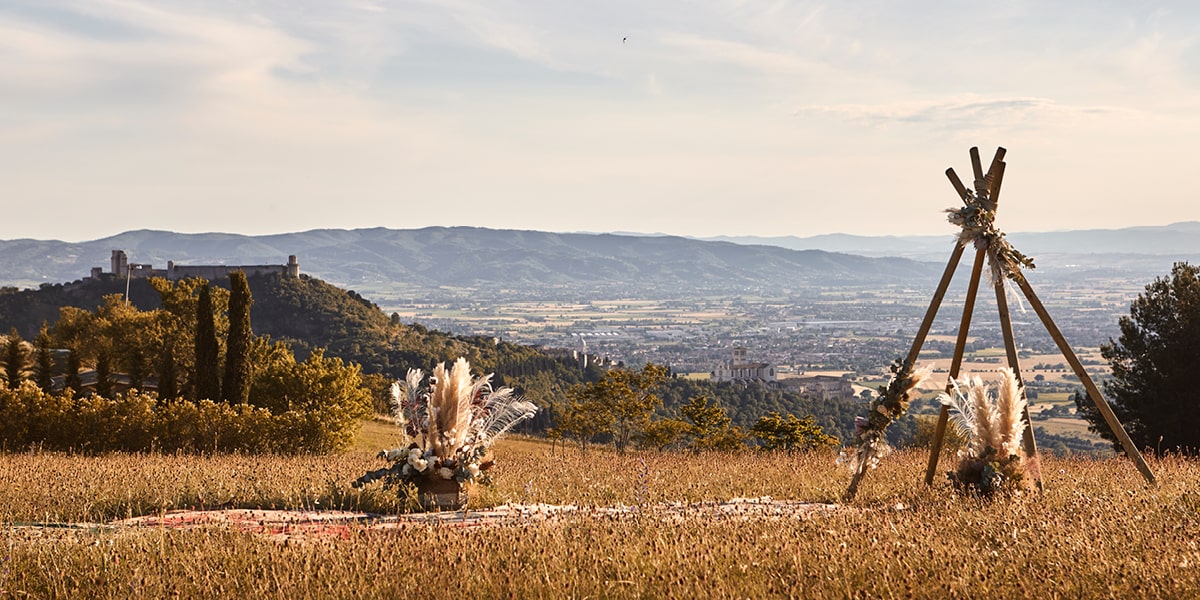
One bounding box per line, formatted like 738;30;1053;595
407;448;422;462
467;464;481;478
408;455;428;472
437;467;454;480
380;448;404;461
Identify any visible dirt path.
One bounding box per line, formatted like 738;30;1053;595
5;498;845;543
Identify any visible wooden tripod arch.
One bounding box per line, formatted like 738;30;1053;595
844;147;1155;501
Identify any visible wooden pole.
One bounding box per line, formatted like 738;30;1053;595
843;242;966;501
983;148;1007;210
924;148;1008;485
946;168;970;202
924;247;987;484
987;161;1006;207
990;256;1041;482
970;147;985;192
1010;272;1157;485
903;244;965;366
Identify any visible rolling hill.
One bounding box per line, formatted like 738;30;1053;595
0;227;940;293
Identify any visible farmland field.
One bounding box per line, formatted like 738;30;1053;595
2;428;1197;598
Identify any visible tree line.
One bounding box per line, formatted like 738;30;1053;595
0;272;373;453
550;363;840;454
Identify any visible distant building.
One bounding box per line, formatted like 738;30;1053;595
90;250;300;281
712;346;777;384
779;375;854;401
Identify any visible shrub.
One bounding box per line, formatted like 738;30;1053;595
0;382;361;454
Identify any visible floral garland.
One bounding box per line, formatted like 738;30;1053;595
946;190;1035;282
839;358;932;474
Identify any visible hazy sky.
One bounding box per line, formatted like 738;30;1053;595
3;1;1198;242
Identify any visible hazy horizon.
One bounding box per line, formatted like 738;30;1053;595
3;219;1198;247
4;2;1198;241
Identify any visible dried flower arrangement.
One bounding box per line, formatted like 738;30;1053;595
353;358;537;508
946;190;1035;282
839;359;932;475
938;368;1038;496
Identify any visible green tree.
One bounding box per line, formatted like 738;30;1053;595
248;346;373;452
150;276;230;395
2;328;30;390
194;283;221;402
564;363;668;453
1077;262;1200;452
750;411;839;451
33;325;55;392
679;395;746;451
222;271;253;404
556;396;612;453
638;418;691;451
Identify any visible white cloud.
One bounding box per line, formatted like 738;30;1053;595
797;96;1141;131
3;0;1200;241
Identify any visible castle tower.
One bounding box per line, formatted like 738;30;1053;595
111;250;128;278
287;255;300;277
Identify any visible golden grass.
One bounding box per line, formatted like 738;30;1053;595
2;440;1198;598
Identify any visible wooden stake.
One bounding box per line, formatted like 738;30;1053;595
1011;272;1157;485
927;150;1009;483
990;257;1041;487
964;147;984;196
843;242;967;501
986;161;1006;210
924;247;987;484
904;244;965;366
981;148;1006;208
970;147;984;188
946;168;970;202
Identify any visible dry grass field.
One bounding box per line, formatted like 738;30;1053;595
1;431;1198;598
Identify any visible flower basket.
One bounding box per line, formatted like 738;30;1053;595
352;357;537;512
415;477;470;511
938;368;1036;497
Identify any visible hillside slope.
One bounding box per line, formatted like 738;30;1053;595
0;273;574;379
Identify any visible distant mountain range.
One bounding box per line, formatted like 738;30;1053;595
705;221;1200;267
1;223;1196;293
0;227;938;292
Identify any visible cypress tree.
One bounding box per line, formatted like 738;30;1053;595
65;349;83;398
194;283;221;402
127;347;147;391
95;352;113;398
2;328;28;390
222;271;253;404
158;346;179;401
34;325;54;392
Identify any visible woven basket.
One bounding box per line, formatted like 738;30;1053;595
415;477;468;511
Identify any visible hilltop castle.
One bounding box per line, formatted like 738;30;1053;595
711;346;854;399
90;250;300;281
712;346;778;384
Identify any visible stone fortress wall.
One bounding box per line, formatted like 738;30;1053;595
92;250;299;281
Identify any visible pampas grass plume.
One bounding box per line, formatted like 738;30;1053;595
996;368;1026;457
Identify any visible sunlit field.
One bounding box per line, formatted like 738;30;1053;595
2;431;1198;598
